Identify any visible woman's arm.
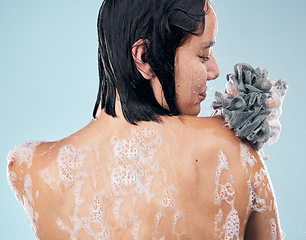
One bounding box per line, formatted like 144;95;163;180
244;155;283;240
7;141;64;239
7;141;43;237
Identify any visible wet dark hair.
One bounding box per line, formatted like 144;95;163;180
93;0;208;124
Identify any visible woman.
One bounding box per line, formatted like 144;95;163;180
7;0;283;239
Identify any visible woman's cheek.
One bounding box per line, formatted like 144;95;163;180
193;70;206;87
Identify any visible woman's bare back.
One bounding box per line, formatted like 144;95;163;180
7;114;282;239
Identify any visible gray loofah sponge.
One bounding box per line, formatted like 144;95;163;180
213;63;288;151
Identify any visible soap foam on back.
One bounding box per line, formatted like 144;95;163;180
7;141;42;168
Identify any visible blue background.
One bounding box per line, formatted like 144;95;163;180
1;0;305;239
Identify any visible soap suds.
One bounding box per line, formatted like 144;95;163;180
38;167;60;190
249;168;273;214
7;141;42;168
24;174;33;204
266;83;287;146
56;145;87;189
22;174;39;236
54;128;173;239
270;218;277;240
223;209;240;240
161;189;175;209
7;171;17;183
240;143;256;172
214;150;240;240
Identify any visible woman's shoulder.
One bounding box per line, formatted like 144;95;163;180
170;115;235;136
7;140;64;199
165;115;242;151
6;139;77;238
7;141;44;170
166;115;268;177
7;140;63;170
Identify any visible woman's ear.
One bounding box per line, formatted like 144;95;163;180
132;39;155;80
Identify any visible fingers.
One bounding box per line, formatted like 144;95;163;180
268;79;275;87
225;89;238;97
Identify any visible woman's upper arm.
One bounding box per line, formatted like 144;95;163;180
7;141;47;236
7;141;66;238
7;142;42;202
244;154;283;240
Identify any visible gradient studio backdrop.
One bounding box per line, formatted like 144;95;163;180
1;0;305;239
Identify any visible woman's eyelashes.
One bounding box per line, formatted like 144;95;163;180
200;56;210;62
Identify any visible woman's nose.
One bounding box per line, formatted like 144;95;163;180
207;54;220;81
